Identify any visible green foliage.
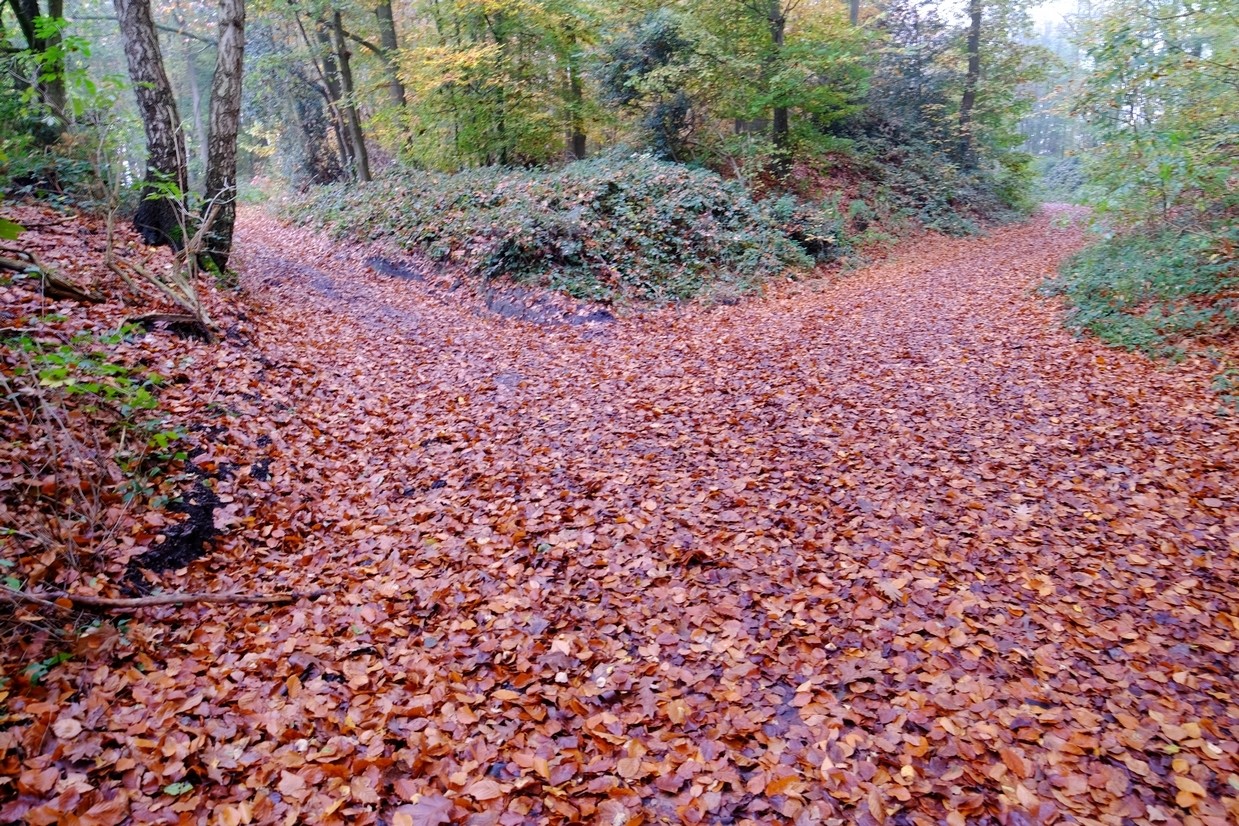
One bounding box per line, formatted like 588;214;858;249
1053;0;1237;369
1033;155;1085;203
763;194;847;263
401;0;598;169
598;9;701;161
1045;227;1238;355
9;325;187;500
0;215;24;241
846;0;1044;218
286;153;812;302
1;18;135;204
851;136;1031;235
1211;364;1239;414
23;650;73;685
1071;0;1236;231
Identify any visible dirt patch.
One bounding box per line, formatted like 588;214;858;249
484;284;616;326
124;481;219;587
366;255;425;282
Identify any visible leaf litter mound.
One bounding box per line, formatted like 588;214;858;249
3;205;1238;825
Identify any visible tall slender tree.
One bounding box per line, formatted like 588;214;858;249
331;10;370;181
957;0;982;166
203;0;246;270
113;0;188;246
373;0;405;108
6;0;67;129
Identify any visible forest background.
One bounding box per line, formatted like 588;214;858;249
2;0;1229;320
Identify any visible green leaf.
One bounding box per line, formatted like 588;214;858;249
0;218;24;241
163;781;194;796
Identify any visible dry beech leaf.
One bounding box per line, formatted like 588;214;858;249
50;717;82;739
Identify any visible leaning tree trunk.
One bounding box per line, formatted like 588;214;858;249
309;18;355;174
957;0;981;168
114;0;188;247
331;11;371;182
203;0;246;271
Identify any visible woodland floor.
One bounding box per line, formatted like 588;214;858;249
4;206;1239;825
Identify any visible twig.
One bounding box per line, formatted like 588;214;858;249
2;584;326;611
107;260;155;303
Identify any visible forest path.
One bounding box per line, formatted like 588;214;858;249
174;208;1239;821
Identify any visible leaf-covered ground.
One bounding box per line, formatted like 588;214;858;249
4;206;1239;825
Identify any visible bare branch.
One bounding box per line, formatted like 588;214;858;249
2;584;328;611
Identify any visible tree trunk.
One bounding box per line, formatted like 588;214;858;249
374;0;406;108
43;0;65;119
567;44;586;160
849;0;859;26
309;18;355;174
7;0;65;129
203;0;246;271
114;0;188;247
767;0;789;155
958;0;981;168
331;11;371;182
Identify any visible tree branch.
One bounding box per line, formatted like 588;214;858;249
342;27;384;58
73;14;217;46
2;584;327;611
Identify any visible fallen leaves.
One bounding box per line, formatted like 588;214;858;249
2;205;1238;824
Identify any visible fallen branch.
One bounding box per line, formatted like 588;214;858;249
109;254;217;342
107;260;156;304
0;248;103;303
1;584;326;611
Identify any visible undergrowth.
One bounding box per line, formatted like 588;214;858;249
285;144;1033;304
283;153;816;303
0;322;188;624
1044;227;1238;356
855;138;1035;236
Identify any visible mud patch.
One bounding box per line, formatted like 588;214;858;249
367;256;425;282
131;313;214;342
485;285;616;327
124;481;219;588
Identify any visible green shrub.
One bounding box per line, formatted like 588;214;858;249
1044;226;1238;355
763;194;847;263
850;137;1032;235
284;153;811;303
1033;155;1085;204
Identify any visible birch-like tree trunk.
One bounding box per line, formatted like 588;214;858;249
113;0;188;247
203;0;246;270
